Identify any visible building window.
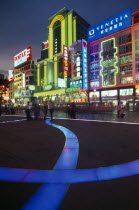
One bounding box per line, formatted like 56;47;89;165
120;88;133;96
90;53;99;62
119;54;132;64
120;65;132;75
119;44;132;54
90;71;99;80
101;90;117;97
90;44;99;54
90;62;99;70
120;76;133;84
133;14;139;24
119;34;131;45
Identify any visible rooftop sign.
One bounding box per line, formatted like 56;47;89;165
14;46;32;67
88;8;131;42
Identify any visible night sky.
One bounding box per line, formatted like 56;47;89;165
0;0;139;75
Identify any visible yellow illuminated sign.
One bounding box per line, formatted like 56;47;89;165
34;89;65;97
100;38;118;87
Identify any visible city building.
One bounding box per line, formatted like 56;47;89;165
8;69;14;104
34;7;90;104
0;73;4;80
88;8;139;111
13;46;36;106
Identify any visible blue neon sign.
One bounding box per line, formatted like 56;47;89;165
88;8;131;42
82;39;88;90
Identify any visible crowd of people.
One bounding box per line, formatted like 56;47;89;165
0;101;126;120
25;101;54;121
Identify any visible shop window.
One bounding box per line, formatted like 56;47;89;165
120;76;133;84
120;88;133;96
101;90;117;97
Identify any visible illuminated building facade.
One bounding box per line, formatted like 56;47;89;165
13;46;36;105
35;8;90;104
88;9;139;110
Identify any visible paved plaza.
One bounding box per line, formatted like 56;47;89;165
0;111;139;209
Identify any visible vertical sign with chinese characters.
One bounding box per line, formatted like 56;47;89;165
22;73;26;88
63;45;68;78
82;40;88;90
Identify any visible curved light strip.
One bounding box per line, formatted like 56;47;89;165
22;119;79;210
1;118;139;208
0;119;26;123
0;158;139;184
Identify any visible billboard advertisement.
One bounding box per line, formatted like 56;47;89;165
14;46;32;67
88;8;131;42
82;39;88;90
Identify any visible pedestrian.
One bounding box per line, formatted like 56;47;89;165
120;107;125;118
49;101;54;120
25;102;32;120
117;102;121;118
67;104;71;118
43;102;48;120
33;103;40;120
70;102;77;119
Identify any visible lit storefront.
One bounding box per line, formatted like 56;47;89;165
88;8;139;110
35;8;90;104
13;46;36;106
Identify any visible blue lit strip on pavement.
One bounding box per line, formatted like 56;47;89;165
1;159;139;183
22;119;79;210
0;119;26;123
1;119;139;208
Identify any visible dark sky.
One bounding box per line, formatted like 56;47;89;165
0;0;139;75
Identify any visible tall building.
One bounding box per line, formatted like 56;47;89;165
34;8;90;104
13;46;36;106
88;8;139;111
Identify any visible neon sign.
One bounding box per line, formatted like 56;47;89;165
63;45;68;78
14;46;32;67
100;38;118;87
88;8;131;42
22;73;26;88
82;39;88;90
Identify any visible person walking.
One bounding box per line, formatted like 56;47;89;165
70;102;77;119
120;107;125;118
25;102;32;120
117;102;121;118
49;101;54;120
33;103;40;120
43;102;48;120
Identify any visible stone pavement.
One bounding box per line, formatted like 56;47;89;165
0;111;139;209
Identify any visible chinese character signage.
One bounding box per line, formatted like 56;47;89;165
63;45;68;78
22;73;26;88
14;46;32;67
88;8;131;42
82;39;88;90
